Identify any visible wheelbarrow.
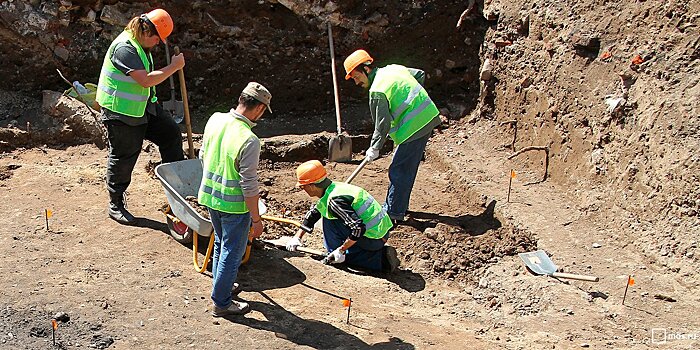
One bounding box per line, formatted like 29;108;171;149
155;159;260;273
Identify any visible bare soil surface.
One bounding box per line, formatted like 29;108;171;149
1;126;698;349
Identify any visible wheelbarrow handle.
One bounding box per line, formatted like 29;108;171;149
551;272;599;282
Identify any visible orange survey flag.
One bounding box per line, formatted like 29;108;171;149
342;299;351;307
510;170;516;179
46;209;53;218
52;319;58;330
628;276;635;286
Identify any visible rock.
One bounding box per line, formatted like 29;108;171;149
480;59;493;81
445;59;456;69
425;227;439;240
53;311;70;322
580;343;590;348
478;277;488;288
54;46;70;61
592;243;602;248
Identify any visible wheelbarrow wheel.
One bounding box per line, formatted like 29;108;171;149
166;215;193;244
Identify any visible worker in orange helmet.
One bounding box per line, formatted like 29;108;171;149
287;160;400;273
343;49;441;224
96;9;185;224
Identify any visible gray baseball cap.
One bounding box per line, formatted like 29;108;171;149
242;82;272;113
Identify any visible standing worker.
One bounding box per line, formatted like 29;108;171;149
343;49;441;224
286;160;401;273
96;9;186;224
198;82;272;317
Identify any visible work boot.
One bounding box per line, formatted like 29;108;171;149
108;193;136;225
383;246;401;273
212;300;250;317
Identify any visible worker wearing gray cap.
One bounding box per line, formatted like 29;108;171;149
198;82;271;317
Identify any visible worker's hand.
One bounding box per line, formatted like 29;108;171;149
365;147;379;162
171;53;185;70
328;247;346;264
250;220;264;239
286;235;302;252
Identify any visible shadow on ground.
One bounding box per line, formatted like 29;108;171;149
222;292;415;349
406;200;501;236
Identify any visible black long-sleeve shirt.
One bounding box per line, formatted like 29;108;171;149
302;194;365;241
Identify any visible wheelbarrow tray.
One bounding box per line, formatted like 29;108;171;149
155;159;212;236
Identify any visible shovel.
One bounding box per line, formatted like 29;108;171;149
163;43;184;124
174;46;195;159
327;22;353;163
259;215;325;256
518;250;599;282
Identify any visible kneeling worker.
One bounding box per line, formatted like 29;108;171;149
286;160;401;273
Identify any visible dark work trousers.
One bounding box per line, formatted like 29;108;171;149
104;105;184;198
322;218;387;271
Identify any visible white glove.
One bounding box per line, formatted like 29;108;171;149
286;236;302;252
365;147;380;162
328;247;346;264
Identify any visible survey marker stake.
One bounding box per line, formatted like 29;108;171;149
45;209;53;231
622;275;635;305
51;319;57;346
507;169;515;203
343;298;352;324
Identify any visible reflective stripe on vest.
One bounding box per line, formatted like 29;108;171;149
96;31;157;117
315;182;393;239
369;64;439;144
198;114;256;214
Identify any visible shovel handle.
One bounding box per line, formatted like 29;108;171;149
345;158;370;184
551;272;599;282
164;44;176;92
173;46;195;159
298;246;327;257
328;22;342;135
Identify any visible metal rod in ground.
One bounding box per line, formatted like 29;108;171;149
507;169;514;203
45;209;49;231
346;298;352;324
622;275;631;305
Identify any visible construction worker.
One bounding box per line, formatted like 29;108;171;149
286;160;401;273
198;82;272;317
343;50;441;224
96;9;185;224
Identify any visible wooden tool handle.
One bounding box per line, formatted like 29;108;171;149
173;46;195;159
328;22;342;135
551;272;599;282
297;246;327;257
345;158;369;184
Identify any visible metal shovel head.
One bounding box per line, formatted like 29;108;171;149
263;235;293;247
163;98;185;124
328;134;352;162
518;250;558;276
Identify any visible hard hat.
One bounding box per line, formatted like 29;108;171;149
344;49;373;80
296;160;327;186
145;9;173;43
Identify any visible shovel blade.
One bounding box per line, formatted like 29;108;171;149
163;98;185;124
518;250;558;276
328;134;352;162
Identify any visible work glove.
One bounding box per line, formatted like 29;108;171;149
327;247;346;264
286;236;302;252
365;147;380;162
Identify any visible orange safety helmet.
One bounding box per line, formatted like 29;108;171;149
145;9;174;43
296;160;328;187
344;49;374;80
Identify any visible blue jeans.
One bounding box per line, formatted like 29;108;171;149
385;132;431;220
322;218;387;271
208;209;250;309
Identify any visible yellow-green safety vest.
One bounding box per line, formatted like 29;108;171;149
316;182;393;239
369;64;439;144
198;115;257;214
96;31;157;117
